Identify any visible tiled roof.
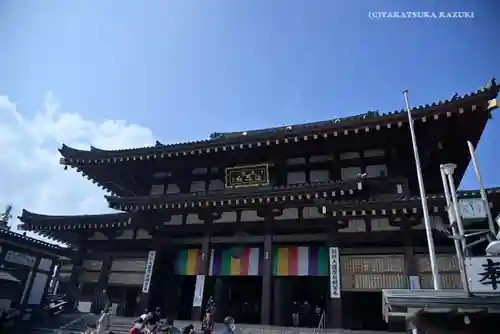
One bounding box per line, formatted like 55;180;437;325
59;78;498;161
18;209;130;222
0;228;70;256
17;210;133;235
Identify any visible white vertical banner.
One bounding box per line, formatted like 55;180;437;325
329;247;341;299
192;275;206;307
141;251;156;294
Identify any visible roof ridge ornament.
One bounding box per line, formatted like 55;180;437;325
209;132;223;139
481;78;497;91
0;204;12;231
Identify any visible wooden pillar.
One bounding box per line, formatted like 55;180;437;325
69;243;86;310
154;245;178;318
260;234;273;325
326;228;342;328
191;235;210;321
91;255;112;313
402;217;419;288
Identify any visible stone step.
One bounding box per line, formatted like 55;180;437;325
24;313;92;334
107;316;396;334
28;314;398;334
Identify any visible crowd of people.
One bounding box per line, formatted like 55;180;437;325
84;299;236;334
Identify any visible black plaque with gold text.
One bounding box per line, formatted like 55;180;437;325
225;164;270;188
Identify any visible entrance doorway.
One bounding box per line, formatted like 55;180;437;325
107;285;141;317
228;276;261;324
176;275;196;320
342;291;388;331
209;276;261;324
287;276;327;327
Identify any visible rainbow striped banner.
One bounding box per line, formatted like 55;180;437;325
176;249;201;275
209;247;260;276
273;246;329;276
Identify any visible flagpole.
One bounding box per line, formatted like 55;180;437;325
402;89;441;290
467;141;497;236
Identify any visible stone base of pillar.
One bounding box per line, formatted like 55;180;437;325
191;306;202;321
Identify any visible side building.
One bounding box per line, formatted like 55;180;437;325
0;226;71;313
18;79;500;330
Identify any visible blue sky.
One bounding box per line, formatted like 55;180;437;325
0;0;499;196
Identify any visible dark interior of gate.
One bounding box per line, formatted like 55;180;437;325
16;80;500;330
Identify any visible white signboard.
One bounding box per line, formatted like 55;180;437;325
5;250;36;268
141;251;156;293
409;276;421;290
192;275;206;307
329;247;341;299
28;272;49;305
465;256;500;293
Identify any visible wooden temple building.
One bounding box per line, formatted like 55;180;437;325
0;211;70;313
17;79;500;330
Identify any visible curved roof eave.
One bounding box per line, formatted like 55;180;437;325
18;209;131;222
58;79;499;161
0;229;74;258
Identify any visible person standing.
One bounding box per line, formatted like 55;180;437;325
97;306;111;334
201;309;215;334
291;301;300;327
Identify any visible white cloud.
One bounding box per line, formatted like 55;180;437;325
0;92;156;242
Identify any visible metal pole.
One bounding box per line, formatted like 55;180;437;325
467;141;497;235
402;89;440;290
440;166;454;224
440;166;470;294
446;171;468;255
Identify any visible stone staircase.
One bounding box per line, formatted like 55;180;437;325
23;313;398;334
21;313;93;334
108;316;394;334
